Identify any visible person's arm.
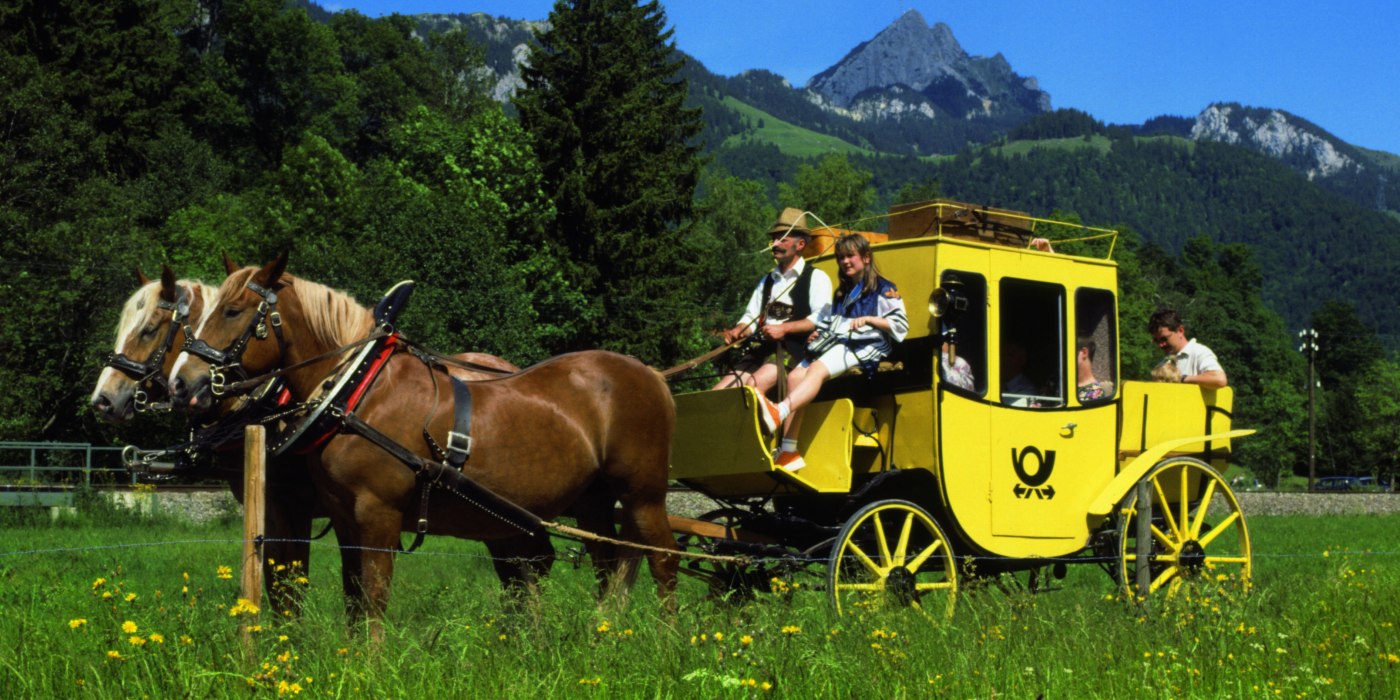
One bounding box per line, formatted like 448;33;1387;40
1184;369;1228;389
1183;343;1228;388
849;288;909;341
724;278;768;343
766;318;815;341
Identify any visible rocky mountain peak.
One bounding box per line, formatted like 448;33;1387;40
1191;103;1358;180
806;10;1049;123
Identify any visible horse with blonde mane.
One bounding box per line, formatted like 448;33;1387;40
169;253;678;634
93;262;557;614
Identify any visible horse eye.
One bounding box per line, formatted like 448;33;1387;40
140;325;157;337
223;307;242;318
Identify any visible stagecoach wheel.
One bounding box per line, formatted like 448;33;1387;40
675;508;758;597
1116;457;1252;601
827;499;957;620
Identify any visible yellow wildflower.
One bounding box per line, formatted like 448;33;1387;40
741;635;753;646
149;633;164;644
106;650;123;661
124;592;137;603
228;598;260;617
781;625;801;635
68;619;88;629
122;620;138;634
216;565;233;580
596;620;611;633
128;636;146;647
92;577;106;589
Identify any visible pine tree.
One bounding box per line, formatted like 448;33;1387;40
514;0;703;363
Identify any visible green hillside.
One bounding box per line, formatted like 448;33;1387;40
719;97;872;158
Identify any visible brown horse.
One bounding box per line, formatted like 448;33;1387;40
92;264;548;614
169;253;678;634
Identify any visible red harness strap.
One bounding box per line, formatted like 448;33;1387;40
299;334;402;453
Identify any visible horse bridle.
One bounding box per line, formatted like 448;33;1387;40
182;280;288;397
104;286;192;412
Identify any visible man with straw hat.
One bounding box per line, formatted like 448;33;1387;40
713;208;833;394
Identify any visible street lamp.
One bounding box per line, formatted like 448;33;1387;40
1298;329;1319;491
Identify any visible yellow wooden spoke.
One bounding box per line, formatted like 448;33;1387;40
914;581;955;591
846;541;882;576
836;582;882;592
1149;565;1179;594
1197;511;1242;548
1177;466;1190;540
871;515;891;566
893;513;914;564
907;538;945;571
1205;555;1249;565
1152;475;1182;541
1150;523;1174;549
1190;479;1218;538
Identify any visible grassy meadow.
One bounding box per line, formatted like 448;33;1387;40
1;502;1396;698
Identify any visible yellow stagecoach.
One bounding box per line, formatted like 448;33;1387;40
669;199;1253;616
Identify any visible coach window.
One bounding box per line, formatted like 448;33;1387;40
1075;288;1117;404
937;270;985;395
1000;279;1065;407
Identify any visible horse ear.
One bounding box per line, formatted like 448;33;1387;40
256;250;289;289
222;252;240;274
134;267;151;287
159;265;178;303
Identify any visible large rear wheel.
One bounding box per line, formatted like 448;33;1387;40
828;499;957;619
1117;457;1252;599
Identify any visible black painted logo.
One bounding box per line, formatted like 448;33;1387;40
1011;446;1056;499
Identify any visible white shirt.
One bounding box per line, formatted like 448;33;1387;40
736;257;834;330
1172;338;1223;379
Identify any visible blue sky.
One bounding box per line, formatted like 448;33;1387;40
326;1;1400;155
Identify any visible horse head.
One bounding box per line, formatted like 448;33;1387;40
171;251;377;411
91;265;208;422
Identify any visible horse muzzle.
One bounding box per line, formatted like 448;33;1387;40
170;373;213;412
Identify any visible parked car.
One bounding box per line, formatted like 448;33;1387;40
1313;476;1366;492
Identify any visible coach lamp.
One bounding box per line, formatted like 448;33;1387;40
929;276;969;361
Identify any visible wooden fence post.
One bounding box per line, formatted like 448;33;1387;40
240;425;266;649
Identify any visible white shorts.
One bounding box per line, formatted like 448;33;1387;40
802;342;886;378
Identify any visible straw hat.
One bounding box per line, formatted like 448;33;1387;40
767;207;811;238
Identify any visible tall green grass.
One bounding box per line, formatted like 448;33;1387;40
2;508;1396;697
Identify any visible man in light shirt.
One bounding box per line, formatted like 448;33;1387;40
1147;308;1228;389
713;208;834;394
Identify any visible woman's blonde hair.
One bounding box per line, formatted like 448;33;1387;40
833;233;881;298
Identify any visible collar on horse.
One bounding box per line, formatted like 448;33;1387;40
105;285;192;413
266;281;416;456
182;279;288;397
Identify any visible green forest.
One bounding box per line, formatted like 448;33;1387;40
3;0;1397;486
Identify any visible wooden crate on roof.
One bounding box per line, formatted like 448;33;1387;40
803;228;888;258
888;199;1037;248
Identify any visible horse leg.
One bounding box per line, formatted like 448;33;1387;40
618;496;680;608
608;443;680;609
568;481;626;601
485;531;555;598
343;506;405;643
262;473;314;617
